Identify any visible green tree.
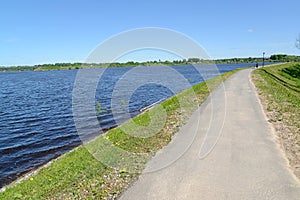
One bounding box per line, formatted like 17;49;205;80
188;58;200;63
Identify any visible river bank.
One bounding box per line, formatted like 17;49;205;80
0;64;248;187
0;68;243;199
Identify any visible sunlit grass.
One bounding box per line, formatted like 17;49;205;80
252;62;300;178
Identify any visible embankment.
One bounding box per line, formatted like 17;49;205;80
252;63;300;179
0;68;243;199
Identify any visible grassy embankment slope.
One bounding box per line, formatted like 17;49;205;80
252;63;300;178
0;68;243;199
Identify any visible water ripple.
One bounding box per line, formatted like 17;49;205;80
0;64;257;187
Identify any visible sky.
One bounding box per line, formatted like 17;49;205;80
0;0;299;66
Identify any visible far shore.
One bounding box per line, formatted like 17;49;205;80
0;58;279;72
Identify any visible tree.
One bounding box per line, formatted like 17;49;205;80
270;54;287;61
188;58;200;63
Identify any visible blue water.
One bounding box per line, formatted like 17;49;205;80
0;63;262;187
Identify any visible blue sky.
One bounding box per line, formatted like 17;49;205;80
0;0;299;66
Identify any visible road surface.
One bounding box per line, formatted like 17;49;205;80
120;69;300;200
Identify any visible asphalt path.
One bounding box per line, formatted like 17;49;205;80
120;69;300;200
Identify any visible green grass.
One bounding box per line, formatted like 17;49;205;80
252;63;300;112
0;68;242;199
280;64;300;88
252;63;300;177
281;64;300;79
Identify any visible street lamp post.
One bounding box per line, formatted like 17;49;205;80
263;52;265;67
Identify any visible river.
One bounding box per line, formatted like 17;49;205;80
0;63;264;187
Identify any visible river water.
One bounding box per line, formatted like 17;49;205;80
0;63;261;187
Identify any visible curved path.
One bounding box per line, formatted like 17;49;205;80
120;69;300;199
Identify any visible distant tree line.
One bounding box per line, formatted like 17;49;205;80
188;57;264;64
188;54;300;64
1;54;299;72
269;54;300;62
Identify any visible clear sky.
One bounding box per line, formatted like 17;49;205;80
1;0;299;66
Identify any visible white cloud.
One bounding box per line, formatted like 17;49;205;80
247;28;254;33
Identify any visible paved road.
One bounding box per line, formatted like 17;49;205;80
120;69;300;200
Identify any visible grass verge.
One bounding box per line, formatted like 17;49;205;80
0;68;243;199
251;63;300;178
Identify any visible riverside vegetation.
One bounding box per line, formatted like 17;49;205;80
0;68;243;199
2;54;298;72
252;63;300;178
